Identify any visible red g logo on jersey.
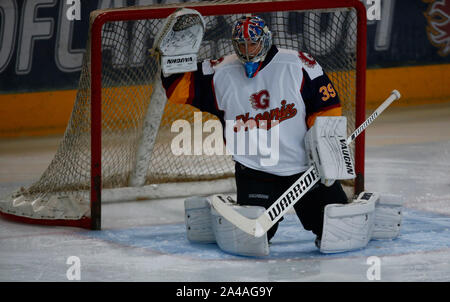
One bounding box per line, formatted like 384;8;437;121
298;51;317;68
249;90;270;110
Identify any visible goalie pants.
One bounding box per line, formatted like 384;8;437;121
234;162;348;241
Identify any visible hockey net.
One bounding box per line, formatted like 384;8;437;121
0;0;366;229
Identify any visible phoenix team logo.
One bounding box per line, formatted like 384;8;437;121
424;0;450;56
250;90;270;110
235;99;297;132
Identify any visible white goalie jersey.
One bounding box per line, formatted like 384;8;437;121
210;49;311;175
162;45;344;176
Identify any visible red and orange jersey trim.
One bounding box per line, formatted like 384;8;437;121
306;103;342;129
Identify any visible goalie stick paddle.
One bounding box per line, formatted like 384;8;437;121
212;90;401;237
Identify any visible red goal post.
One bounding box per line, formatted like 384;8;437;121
0;0;367;230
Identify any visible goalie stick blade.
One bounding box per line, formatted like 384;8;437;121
211;195;258;237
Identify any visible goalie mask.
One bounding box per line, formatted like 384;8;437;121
231;16;272;78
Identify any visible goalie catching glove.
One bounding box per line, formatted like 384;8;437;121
152;8;206;76
305;116;356;186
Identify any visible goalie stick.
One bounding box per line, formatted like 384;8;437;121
211;90;401;237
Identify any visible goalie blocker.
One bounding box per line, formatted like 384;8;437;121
305;116;356;187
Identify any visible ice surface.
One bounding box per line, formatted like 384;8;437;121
1;103;450;282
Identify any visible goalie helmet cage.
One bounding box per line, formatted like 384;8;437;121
0;0;367;230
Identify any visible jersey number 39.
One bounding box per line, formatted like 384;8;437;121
319;84;336;101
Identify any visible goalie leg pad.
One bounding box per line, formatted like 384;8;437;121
211;205;269;257
319;197;376;253
184;196;216;243
372;193;403;240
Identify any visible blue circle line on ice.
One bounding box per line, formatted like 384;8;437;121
82;208;450;260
